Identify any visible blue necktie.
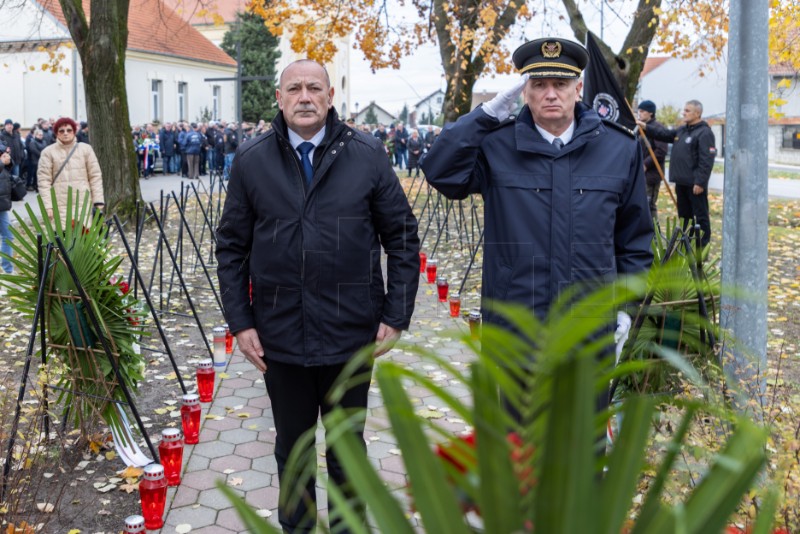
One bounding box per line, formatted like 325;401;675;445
553;138;563;150
297;142;314;185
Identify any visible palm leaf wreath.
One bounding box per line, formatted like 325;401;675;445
0;188;147;445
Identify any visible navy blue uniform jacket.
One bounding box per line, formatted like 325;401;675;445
215;110;420;366
421;103;653;325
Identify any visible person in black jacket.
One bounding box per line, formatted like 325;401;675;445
638;99;716;246
26;129;46;192
636;100;669;219
0;120;24;177
0;151;14;274
216;59;419;533
422;37;653;419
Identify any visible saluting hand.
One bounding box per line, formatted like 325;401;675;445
236;328;267;373
483;74;529;121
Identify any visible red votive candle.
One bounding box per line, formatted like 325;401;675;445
419;251;427;273
224;323;233;354
158;428;184;486
196;359;215;403
436;277;449;302
449;292;461;317
123;515;145;534
139;464;167;530
426;259;437;284
181;394;201;445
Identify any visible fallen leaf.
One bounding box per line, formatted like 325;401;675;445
118;466;144;479
256;509;273;518
228;477;243;486
105;451;116;461
36;503;55;513
176;525;192;533
119;482;139;493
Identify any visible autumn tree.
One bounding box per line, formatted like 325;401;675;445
250;0;532;122
55;0;140;217
221;10;281;123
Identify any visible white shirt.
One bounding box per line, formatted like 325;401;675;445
287;127;326;165
535;121;576;146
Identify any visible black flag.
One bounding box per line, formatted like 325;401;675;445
583;32;637;131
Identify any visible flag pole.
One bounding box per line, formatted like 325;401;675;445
624;98;678;209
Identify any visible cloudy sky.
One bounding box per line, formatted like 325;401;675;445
348;1;635;116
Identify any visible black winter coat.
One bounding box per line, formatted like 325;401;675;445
422;103;653;326
215;110;420;366
407;137;423;168
159;129;177;157
640;118;668;187
0;166;13;212
0;131;24;166
647;120;716;188
27;138;46;166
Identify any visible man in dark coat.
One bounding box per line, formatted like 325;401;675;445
422;37;653;401
636;100;668;219
638;100;716;246
159;123;177;174
215;59;419;533
0;120;24;177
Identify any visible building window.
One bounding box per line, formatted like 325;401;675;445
781;126;800;150
212;86;221;120
436;95;443;104
178;82;188;121
151;80;163;122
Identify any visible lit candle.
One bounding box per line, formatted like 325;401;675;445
436;277;449;302
196;358;215;403
212;327;227;367
449;292;461;318
426;259;438;284
419;251;427;273
158;428;184;486
122;515;145;534
180;394;201;445
224;323;233;354
468;309;482;340
139;464;167;530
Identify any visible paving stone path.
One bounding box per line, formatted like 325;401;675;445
162;269;477;532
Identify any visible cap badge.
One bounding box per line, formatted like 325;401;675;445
541;41;562;58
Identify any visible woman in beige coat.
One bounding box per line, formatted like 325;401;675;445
38;117;104;221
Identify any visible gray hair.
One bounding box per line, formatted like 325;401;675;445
279;59;331;88
686;100;703;116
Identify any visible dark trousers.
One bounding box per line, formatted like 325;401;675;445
265;359;371;533
645;181;659;220
675;184;710;246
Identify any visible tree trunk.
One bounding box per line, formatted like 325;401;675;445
60;0;141;219
562;0;663;102
433;0;525;122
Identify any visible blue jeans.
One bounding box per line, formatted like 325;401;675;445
223;153;235;180
0;211;13;273
394;149;407;169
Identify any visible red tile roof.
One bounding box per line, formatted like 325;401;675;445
164;0;246;25
38;0;236;67
640;56;670;78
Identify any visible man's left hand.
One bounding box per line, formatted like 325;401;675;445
693;185;704;195
374;323;402;357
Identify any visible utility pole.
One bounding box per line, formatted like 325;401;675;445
720;0;769;409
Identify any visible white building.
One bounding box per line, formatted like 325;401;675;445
637;55;800;164
353;101;396;126
410;89;444;127
0;0;237;127
169;1;352;120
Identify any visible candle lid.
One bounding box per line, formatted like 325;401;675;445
450;291;460;298
428;258;437;263
123;515;145;532
212;326;226;334
469;309;482;319
182;393;200;406
161;427;182;442
223;323;229;329
437;276;448;283
143;463;165;480
198;358;214;369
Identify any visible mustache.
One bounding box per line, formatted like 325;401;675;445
293;105;317;113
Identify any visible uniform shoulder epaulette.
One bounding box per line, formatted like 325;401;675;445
601;119;636;139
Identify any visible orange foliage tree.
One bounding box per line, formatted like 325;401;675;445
251;0;790;120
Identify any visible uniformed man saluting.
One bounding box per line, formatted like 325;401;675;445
422;37;654;413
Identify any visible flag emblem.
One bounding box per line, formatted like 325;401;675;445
592;93;620;122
